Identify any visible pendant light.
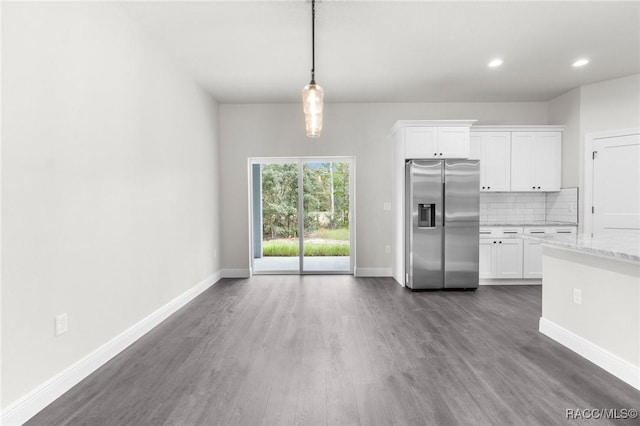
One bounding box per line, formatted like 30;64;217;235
302;0;323;138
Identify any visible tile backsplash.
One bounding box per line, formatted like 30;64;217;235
546;187;579;223
480;187;578;224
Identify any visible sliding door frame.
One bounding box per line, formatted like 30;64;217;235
248;156;356;275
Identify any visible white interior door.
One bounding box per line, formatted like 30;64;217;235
592;133;640;234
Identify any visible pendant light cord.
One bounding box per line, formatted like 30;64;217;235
310;0;316;84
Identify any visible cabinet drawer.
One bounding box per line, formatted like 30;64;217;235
480;227;523;238
552;227;576;235
524;226;576;235
524;227;550;235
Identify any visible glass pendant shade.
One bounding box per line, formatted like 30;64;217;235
302;82;324;138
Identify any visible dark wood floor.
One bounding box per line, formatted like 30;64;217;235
27;277;639;426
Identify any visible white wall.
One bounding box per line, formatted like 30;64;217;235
548;87;581;188
1;2;221;408
581;74;640;135
219;102;547;273
541;246;640;387
548;74;640;227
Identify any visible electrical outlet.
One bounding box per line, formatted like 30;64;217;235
383;202;391;211
55;313;68;336
385;245;391;253
573;288;582;305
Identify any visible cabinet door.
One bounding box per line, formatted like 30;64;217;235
535;132;561;191
469;134;482;161
495;239;523;279
510;132;537;191
523;239;543;279
481;132;511;192
479;238;496;279
438;127;469;158
404;127;437;159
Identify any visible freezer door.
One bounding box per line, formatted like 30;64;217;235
443;160;480;289
405;160;443;289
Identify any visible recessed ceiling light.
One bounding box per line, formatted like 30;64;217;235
488;58;503;68
573;58;590;67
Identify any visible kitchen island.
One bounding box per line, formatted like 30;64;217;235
522;231;640;389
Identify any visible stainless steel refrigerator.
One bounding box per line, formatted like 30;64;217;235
405;160;480;290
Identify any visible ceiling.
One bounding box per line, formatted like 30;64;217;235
122;1;640;104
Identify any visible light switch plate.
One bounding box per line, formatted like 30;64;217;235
55;313;68;336
573;288;582;305
383;202;391;211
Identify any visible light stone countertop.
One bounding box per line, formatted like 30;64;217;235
480;221;578;227
521;231;640;264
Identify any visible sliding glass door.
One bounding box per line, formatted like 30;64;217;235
302;161;351;273
253;161;300;273
251;157;354;274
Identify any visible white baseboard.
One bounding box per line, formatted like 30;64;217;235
221;269;251;278
480;279;541;285
539;317;640;390
354;267;392;277
0;272;222;426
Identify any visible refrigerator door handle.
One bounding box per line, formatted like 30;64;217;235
442;182;446;226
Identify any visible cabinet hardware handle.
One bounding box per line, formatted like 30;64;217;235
499;241;502;244
556;231;572;234
487;186;491;189
537;186;541;189
531;231;545;234
439;153;443;156
434;153;437;156
493;241;497;244
532;186;536;189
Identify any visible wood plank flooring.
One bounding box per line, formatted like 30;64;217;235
26;277;640;425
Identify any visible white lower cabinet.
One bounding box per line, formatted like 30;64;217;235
479;227;524;279
480;238;523;279
479;238;495;279
522;226;577;279
481;225;576;281
523;239;544;279
495;239;524;278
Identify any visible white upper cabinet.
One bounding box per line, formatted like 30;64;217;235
472;126;563;192
404;127;437;159
393;120;476;160
511;131;561;191
437;127;470;158
470;132;511;192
